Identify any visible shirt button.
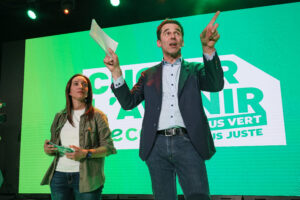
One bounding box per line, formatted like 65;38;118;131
171;104;173;107
171;84;174;86
154;123;157;127
172;95;175;97
171;116;173;118
171;74;173;76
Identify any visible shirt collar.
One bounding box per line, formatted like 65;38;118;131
162;57;182;66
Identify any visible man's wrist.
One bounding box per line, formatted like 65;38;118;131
112;68;122;81
203;51;216;61
113;76;125;88
202;46;216;56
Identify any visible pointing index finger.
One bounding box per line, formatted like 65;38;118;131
208;11;220;25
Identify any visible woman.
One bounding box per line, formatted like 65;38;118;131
41;74;116;200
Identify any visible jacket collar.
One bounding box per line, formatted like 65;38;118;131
178;59;190;97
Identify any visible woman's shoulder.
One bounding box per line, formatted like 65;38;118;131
56;108;67;116
93;107;107;119
52;108;67;119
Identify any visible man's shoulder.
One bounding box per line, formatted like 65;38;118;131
146;62;161;71
182;59;204;70
139;62;162;77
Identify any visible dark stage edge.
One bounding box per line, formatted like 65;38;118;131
0;194;300;200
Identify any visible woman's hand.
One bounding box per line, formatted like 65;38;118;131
65;145;88;161
44;140;57;155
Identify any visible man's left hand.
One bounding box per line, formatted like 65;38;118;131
200;11;220;55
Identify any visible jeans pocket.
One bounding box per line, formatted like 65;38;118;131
50;171;67;188
181;134;191;142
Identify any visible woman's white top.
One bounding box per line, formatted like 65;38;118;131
55;108;85;172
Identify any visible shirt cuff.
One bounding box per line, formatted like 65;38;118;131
113;76;125;88
203;51;216;61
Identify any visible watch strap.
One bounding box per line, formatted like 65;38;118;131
86;151;92;158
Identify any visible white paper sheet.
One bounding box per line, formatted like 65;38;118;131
89;19;118;57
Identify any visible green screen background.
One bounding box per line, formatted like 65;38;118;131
20;3;300;196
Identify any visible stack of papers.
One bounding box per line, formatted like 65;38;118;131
89;19;118;57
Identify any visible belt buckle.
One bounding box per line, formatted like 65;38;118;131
165;128;175;136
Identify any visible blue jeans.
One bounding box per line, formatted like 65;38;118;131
50;171;103;200
146;134;211;200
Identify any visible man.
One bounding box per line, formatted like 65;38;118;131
104;11;224;200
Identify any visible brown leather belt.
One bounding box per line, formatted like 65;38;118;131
157;127;187;136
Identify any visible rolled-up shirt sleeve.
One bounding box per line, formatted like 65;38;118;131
96;112;117;156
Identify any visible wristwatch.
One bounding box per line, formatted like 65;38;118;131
86;151;92;159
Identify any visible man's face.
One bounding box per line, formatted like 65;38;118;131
157;23;184;58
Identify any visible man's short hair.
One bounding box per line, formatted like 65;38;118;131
156;19;184;40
